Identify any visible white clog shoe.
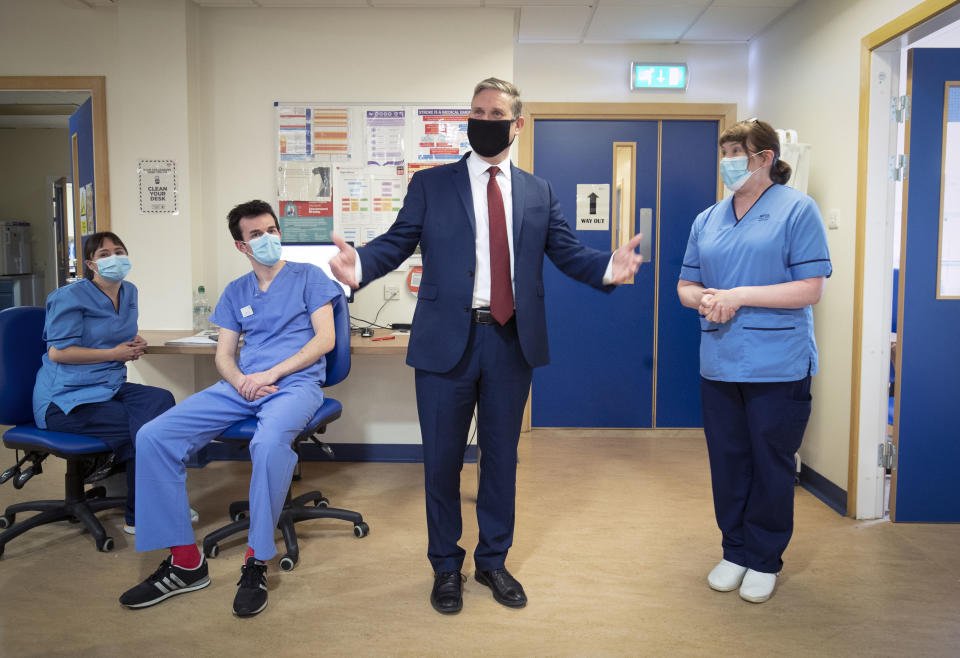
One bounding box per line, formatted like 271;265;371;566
739;568;778;603
707;559;748;592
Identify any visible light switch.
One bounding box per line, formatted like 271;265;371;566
827;209;840;230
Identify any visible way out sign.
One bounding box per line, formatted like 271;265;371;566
576;184;609;231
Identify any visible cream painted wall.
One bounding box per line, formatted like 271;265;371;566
0;127;70;297
194;7;515;329
0;0;195;330
748;0;925;489
516;42;748;109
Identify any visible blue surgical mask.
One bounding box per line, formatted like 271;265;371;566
246;233;282;266
720;156;753;192
720;150;770;192
95;254;132;281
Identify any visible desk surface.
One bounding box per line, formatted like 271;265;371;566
140;328;409;356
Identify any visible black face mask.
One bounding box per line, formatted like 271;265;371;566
467;118;516;158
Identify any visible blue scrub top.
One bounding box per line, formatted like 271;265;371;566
210;261;342;387
680;184;833;382
32;278;138;427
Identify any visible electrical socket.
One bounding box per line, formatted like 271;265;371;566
384;285;400;300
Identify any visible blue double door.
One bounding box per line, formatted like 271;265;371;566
532;118;719;428
893;48;960;522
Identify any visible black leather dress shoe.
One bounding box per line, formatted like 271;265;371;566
474;568;527;608
431;570;464;614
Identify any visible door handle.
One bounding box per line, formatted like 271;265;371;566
612;142;637;284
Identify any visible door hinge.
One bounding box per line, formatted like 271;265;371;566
878;442;897;470
890;94;911;123
889;154;909;181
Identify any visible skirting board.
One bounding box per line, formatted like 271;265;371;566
798;463;847;516
187;442;478;467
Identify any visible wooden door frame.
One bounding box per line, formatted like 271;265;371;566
848;0;960;517
0;76;111;275
516;102;737;432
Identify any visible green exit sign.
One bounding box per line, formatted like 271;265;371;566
630;63;688;90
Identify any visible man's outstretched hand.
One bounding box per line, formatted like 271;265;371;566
329;233;359;290
610;233;644;285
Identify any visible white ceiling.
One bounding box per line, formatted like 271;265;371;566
76;0;802;44
0;91;89;130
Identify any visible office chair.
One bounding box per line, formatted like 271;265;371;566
0;306;125;557
201;294;369;571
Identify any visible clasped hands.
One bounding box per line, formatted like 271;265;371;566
699;288;742;324
233;370;279;401
113;335;148;362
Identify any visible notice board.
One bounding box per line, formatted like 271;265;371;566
275;103;470;249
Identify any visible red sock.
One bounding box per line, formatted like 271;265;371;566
171;544;202;569
245;546;255;562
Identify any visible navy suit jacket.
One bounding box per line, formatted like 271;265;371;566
358;153;614;373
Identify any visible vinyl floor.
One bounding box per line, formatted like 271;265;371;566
0;429;958;657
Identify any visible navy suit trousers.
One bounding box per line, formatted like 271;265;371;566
415;318;533;573
700;376;812;574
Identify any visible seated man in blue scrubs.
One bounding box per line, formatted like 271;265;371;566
119;200;342;618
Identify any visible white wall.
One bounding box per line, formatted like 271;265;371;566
0;127;70;296
0;0;196;331
748;0;926;489
516;42;748;109
195;7;515;329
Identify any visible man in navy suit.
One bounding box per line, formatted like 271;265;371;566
331;78;643;614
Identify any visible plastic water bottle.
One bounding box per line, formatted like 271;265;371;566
192;285;212;332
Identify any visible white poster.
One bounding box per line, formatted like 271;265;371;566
576;184;609;231
139;159;178;214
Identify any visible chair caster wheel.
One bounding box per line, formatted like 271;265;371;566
98;537;115;552
353;522;369;538
0;514;13;529
205;543;220;559
279;555;297;571
232;511;247;522
314;496;329;508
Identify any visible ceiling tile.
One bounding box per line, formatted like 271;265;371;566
713;0;798;7
194;0;258;6
599;0;708;6
683;5;786;41
253;0;368;6
370;0;482;6
519;6;593;42
585;5;703;42
486;0;591;6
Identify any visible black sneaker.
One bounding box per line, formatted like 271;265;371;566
233;557;268;617
119;555;210;608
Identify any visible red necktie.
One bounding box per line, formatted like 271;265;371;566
487;166;514;325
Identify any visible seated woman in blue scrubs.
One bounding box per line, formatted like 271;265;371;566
677;119;832;604
32;231;177;535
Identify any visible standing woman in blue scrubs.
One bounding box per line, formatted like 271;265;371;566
677;119;832;604
32;232;176;534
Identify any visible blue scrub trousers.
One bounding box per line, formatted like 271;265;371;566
415;318;533;574
134;380;324;560
43;382;176;525
700;376;812;574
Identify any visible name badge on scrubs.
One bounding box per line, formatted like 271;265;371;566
241;305;254;318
